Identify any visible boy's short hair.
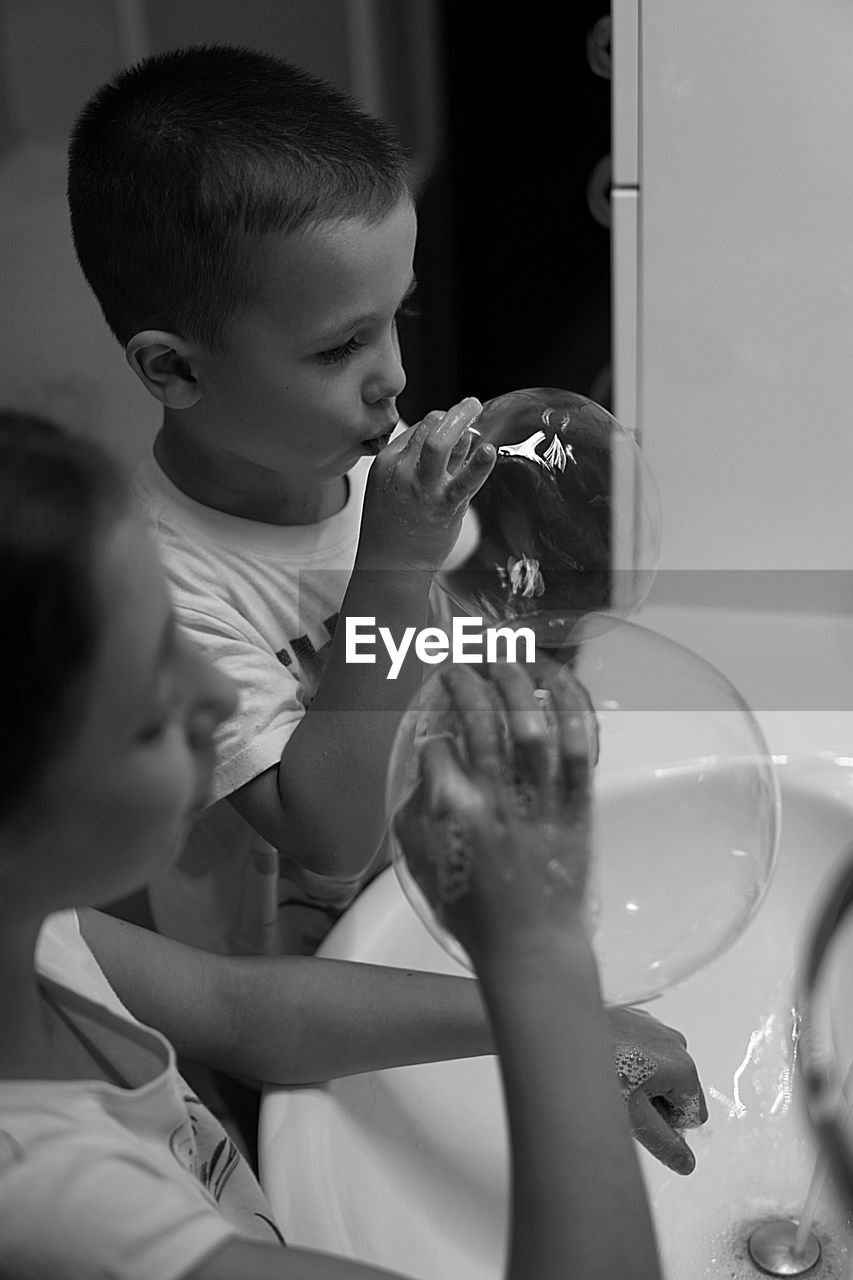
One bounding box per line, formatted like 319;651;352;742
67;44;412;350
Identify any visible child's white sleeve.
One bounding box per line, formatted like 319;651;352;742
175;606;306;805
0;1135;239;1280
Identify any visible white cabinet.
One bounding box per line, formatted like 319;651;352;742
612;1;853;582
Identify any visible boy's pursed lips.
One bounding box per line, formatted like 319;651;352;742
362;431;393;456
361;416;399;455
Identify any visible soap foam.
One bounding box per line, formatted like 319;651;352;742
613;1042;658;1098
668;1091;706;1132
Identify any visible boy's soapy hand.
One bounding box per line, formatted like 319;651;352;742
605;1003;708;1176
357;397;495;573
392;661;595;963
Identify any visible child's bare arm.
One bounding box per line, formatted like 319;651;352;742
80;906;491;1083
81;905;701;1175
396;662;662;1280
227;398;495;882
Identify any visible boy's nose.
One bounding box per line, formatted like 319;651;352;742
364;342;406;405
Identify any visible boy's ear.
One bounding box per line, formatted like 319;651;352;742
126;331;202;408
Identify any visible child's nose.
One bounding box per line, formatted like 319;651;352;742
181;639;238;730
364;339;406;405
198;657;238;728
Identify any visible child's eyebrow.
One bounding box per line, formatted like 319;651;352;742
309;274;417;347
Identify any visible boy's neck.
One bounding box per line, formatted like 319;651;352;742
153;419;347;526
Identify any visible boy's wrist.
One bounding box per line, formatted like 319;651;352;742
345;563;434;608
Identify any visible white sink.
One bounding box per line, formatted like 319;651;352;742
259;752;853;1277
260;606;853;1277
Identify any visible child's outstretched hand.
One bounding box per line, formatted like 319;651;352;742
393;661;594;961
357;397;495;574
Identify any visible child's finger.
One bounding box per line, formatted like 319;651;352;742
416;398;483;484
392;411;444;458
440;666;504;779
540;665;596;795
626;1091;697;1176
444;441;496;505
487;663;551;792
448;419;483;471
418;734;480;818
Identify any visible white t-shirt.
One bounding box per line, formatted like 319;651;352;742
133;450;477;955
0;911;282;1279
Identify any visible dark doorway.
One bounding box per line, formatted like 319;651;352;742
398;3;612;425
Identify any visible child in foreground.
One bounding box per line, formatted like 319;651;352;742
0;414;698;1278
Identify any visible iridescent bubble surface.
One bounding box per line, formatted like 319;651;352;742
388;615;780;1006
436;387;661;628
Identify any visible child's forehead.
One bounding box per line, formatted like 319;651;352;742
245;201;417;335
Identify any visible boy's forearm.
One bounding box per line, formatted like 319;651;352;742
271;568;434;877
478;932;661;1280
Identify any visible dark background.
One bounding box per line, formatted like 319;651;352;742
397;1;612;424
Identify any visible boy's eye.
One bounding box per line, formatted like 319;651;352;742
317;336;366;365
316;297;420;367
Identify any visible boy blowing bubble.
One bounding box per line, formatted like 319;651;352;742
68;44;492;956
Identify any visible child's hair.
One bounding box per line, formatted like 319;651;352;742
0;413;127;818
67;44;413;351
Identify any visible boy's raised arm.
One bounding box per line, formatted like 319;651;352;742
227;398;494;882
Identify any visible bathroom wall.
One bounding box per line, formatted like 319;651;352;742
613;0;853;602
0;0;441;468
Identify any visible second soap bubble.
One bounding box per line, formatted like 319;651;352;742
387;618;781;1007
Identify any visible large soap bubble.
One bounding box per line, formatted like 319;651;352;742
437;388;661;628
388;614;780;1006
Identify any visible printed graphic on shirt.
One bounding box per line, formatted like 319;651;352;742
170;1094;240;1204
275;611;339;686
255;1212;286;1244
176;1095;285;1244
